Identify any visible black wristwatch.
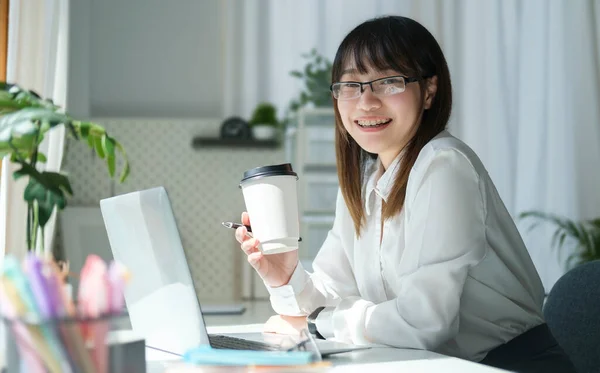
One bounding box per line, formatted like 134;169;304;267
306;306;326;339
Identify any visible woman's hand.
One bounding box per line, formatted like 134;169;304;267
235;212;299;288
263;315;308;336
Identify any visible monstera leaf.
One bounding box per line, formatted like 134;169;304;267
0;107;72;158
14;163;73;227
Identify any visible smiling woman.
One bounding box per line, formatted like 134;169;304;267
232;15;577;373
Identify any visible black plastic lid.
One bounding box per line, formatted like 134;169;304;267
241;163;297;183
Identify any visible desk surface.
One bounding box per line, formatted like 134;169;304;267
146;301;509;373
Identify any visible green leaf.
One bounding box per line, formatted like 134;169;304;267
14;162;72;195
115;141;130;183
89;123;106;136
290;71;303;78
86;133;94;148
42;171;73;195
303;64;312;77
78;121;91;138
21;169;73;228
94;136;105;158
519;210;600;268
102;135;115;157
65;122;78;140
13;162;43;180
35;152;47;163
107;155;115;177
0;108;70;134
24;180;64;227
8;150;46;163
588;218;600;228
0;108;71;157
119;161;130;183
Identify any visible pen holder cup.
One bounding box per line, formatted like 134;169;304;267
3;313;135;373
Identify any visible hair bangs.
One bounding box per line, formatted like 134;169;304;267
333;18;420;82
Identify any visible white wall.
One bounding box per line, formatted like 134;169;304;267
58;118;285;302
62;0;286;302
68;0;224;118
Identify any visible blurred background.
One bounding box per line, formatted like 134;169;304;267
1;0;599;303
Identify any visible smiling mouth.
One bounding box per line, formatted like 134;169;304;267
355;119;392;128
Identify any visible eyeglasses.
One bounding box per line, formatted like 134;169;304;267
330;75;422;100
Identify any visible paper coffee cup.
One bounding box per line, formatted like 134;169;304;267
239;163;300;255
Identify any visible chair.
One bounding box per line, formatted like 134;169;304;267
543;260;600;373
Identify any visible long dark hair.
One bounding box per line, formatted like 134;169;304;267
332;16;452;236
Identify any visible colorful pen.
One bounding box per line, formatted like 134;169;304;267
22;254;75;372
0;279;47;373
1;258;65;373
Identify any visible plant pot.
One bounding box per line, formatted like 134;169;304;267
251;125;278;140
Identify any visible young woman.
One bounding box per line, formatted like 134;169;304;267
235;16;575;372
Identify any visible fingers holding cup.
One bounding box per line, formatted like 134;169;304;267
241;237;260;256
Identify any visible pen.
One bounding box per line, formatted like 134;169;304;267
222;222;252;232
221;222;302;242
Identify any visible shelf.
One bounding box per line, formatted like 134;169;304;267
302;164;337;173
191;137;280;149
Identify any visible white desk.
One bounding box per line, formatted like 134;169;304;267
146;301;509;373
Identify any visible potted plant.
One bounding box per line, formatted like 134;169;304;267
248;102;279;140
519;211;600;269
0;83;130;253
284;48;333;127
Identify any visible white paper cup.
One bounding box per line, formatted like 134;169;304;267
240;163;300;255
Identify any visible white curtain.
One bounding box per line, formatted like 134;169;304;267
223;0;600;292
0;1;68;367
0;0;69;260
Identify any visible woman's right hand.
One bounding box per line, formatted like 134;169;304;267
235;212;299;288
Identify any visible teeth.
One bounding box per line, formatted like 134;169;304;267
357;119;391;127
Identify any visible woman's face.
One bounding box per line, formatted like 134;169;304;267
336;66;425;169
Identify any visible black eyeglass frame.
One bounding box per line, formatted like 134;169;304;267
329;75;426;99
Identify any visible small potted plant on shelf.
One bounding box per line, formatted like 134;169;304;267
248;102;280;141
283;48;334;127
0;82;130;253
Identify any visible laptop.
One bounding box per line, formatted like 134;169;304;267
99;187;368;357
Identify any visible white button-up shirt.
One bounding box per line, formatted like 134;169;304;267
266;131;545;361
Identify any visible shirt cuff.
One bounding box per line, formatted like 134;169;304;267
315;307;335;339
265;261;310;315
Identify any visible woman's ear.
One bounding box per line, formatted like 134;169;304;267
423;76;438;110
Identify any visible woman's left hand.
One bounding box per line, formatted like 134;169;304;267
263;315;308;336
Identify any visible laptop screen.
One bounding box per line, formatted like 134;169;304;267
100;187;211;355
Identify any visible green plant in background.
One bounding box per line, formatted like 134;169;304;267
0;83;130;252
249;102;279;127
284;49;333;126
519;211;600;269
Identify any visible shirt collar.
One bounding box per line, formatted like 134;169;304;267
364;151;404;216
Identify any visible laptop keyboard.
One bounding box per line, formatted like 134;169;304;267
208;334;280;351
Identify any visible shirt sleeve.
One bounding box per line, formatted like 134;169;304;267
265;190;361;317
314;149;488;347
